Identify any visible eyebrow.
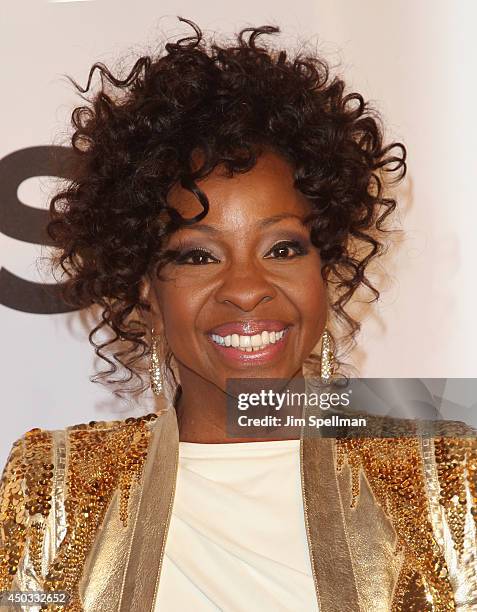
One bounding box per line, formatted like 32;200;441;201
174;213;308;235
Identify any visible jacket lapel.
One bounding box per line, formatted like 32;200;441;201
301;434;361;611
118;408;179;612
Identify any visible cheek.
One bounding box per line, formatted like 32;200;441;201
156;283;204;355
304;275;327;315
292;264;327;333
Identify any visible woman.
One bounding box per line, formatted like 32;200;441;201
1;19;476;612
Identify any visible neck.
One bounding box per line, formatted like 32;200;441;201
173;364;305;443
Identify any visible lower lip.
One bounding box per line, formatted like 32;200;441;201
207;328;291;365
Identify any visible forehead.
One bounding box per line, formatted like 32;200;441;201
167;151;312;228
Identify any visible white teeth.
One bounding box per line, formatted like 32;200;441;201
239;335;251;348
251;334;262;347
211;328;287;350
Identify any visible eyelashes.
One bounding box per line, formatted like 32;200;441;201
173;239;309;266
266;239;309;260
175;247;219;265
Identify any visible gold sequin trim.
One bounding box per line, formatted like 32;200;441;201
0;413;158;611
336;435;456;611
434;436;477;559
0;427;53;591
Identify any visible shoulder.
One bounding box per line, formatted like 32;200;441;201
339;407;477;437
335;411;477;462
334;412;477;508
0;412;160;522
3;411;160;457
0;412;161;591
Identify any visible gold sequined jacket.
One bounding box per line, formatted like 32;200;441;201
1;402;477;612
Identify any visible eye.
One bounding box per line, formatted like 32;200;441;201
175;248;220;265
264;240;308;260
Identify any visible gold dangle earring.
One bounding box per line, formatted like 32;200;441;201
149;327;163;396
320;328;335;384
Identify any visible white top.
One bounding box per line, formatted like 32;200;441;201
155;438;319;611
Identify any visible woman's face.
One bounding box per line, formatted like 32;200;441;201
145;150;327;392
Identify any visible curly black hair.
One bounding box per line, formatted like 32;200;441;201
47;18;406;399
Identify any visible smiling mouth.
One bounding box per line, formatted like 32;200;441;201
210;328;288;351
206;327;291;364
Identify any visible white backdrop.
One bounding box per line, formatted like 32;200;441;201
1;0;476;465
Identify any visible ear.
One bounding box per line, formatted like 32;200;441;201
140;274;165;334
140;274;152;304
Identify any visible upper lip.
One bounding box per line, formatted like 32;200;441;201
207;320;292;336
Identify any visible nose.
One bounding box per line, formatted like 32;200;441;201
214;262;277;312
